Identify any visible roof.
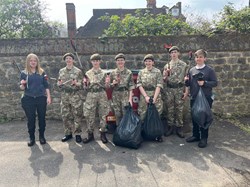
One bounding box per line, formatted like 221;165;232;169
76;7;186;38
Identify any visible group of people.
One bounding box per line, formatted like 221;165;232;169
20;46;217;148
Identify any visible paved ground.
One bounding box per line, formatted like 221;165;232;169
0;118;249;187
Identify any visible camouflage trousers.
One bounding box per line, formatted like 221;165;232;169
138;91;163;122
165;87;185;127
84;91;110;133
111;90;130;125
60;92;83;135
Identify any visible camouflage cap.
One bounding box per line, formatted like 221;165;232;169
115;53;125;60
90;53;101;61
169;46;180;53
63;53;75;60
143;54;154;62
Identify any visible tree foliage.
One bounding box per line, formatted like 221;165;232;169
185;12;214;36
100;10;194;37
0;0;63;39
213;4;250;34
100;4;250;37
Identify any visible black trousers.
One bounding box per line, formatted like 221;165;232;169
21;95;47;139
190;97;213;139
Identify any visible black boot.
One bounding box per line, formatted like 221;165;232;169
82;133;94;144
27;139;35;147
156;136;163;142
186;136;200;143
100;132;108;144
75;135;82;143
61;134;73;142
198;138;207;148
164;125;174;137
39;137;46;145
176;127;185;138
39;132;46;145
28;134;35;147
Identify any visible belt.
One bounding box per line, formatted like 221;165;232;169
24;95;45;99
63;89;77;94
167;83;184;88
144;87;155;91
114;87;128;91
89;87;105;93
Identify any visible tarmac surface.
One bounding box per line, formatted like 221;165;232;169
0;119;249;187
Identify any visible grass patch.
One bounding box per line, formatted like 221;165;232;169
214;113;250;134
0;117;9;124
227;118;250;134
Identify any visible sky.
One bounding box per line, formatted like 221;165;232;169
42;0;249;27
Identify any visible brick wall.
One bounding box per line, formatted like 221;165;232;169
0;34;249;121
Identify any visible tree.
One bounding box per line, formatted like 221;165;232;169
0;0;64;39
185;12;214;36
99;10;194;37
213;4;250;34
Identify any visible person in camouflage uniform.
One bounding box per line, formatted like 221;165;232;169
57;53;83;143
110;53;135;125
82;53;110;144
163;46;189;138
137;54;164;142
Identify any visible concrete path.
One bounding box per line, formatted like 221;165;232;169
0;119;249;187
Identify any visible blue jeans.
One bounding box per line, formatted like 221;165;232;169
21;95;47;139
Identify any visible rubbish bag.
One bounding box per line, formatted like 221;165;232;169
191;87;213;129
113;103;143;149
142;98;164;140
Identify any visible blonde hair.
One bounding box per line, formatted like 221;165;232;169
25;53;44;75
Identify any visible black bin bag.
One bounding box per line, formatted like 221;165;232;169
191;87;213;129
113;104;143;149
142;98;164;140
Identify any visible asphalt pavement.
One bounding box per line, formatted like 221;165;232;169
0;118;249;187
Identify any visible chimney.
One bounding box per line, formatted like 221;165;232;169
147;0;156;9
177;2;182;14
66;3;76;38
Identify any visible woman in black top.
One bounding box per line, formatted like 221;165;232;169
20;53;51;146
184;49;217;148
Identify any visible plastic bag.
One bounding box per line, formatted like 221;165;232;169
191;87;213;129
113;104;143;149
142;98;164;140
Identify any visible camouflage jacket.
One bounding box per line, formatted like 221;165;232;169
58;66;83;92
110;68;135;91
164;59;187;85
137;67;163;90
85;68;106;90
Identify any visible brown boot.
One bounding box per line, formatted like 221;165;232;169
100;132;108;144
82;133;94;144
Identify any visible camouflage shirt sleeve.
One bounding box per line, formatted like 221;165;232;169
110;70;115;85
74;67;83;87
127;69;135;90
136;70;143;88
155;68;163;89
